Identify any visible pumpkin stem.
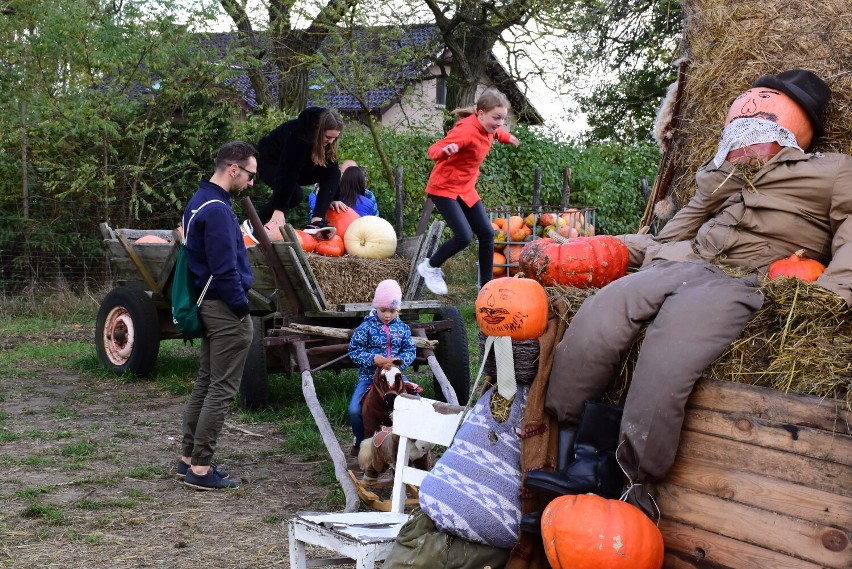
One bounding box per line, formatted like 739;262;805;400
546;228;570;244
793;249;805;258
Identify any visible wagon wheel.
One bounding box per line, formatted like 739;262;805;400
95;286;161;376
432;306;470;404
239;315;269;411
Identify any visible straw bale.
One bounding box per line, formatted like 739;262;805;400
305;255;410;306
667;0;852;207
547;281;851;408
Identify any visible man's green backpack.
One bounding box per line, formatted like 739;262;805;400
171;199;223;337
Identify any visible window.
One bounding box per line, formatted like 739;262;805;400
436;76;447;108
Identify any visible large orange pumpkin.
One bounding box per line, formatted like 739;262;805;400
541;494;664;569
519;234;629;288
314;234;346;257
725;87;814;160
325;207;360;239
475;274;548;340
767;249;825;282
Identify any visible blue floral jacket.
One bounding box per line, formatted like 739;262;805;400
348;311;417;383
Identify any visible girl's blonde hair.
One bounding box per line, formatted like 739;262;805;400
311;109;344;166
451;88;511;119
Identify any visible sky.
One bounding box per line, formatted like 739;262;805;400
200;1;589;137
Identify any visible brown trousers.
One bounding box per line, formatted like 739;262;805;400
545;260;764;483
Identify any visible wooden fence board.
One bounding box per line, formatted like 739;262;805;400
682;407;852;466
675;430;850;496
663;455;852;527
656;484;850;568
685;379;850;435
660;519;825;569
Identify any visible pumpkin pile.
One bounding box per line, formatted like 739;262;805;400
492;209;595;277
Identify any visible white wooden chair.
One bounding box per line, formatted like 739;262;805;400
288;394;464;569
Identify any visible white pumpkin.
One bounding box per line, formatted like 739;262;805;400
343;216;397;259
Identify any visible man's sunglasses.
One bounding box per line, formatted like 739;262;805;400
228;163;256;181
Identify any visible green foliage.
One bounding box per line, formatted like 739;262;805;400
338;124;657;236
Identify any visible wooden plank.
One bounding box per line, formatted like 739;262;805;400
686;379;850;435
404;220;444;300
115;231;161;294
286;245;324;313
396;235;423;260
661;455;852;527
335;300;443;312
660;519;826;569
656;484;851;568
675;430;851;496
681;407;852;466
281;224;329;310
284;323;438;349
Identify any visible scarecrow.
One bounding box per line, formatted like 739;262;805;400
523;69;852;524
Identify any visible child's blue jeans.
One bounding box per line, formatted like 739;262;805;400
348;377;372;444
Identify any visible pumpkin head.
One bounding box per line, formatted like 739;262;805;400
725;87;814;152
475;274;548;340
314;234;346;257
542;494;664;569
767;249;825;282
325;207;361;239
519;234;629;289
343;215;397;259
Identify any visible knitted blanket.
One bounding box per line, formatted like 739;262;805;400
419;384;529;549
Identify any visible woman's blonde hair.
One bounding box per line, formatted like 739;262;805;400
311;109;344;166
451;88;511;119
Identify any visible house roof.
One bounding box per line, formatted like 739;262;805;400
201;24;543;125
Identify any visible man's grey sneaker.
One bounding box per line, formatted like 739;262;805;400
304;218;336;240
417;258;448;295
184;468;239;490
176;460;229;479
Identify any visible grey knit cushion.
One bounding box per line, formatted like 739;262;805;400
418;384;528;548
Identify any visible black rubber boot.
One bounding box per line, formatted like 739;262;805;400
523;400;624;501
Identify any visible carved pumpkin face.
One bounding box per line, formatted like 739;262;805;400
725;87;814;150
475;276;548;340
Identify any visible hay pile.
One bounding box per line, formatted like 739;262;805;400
547;282;852;408
306;254;411;305
666;0;852;207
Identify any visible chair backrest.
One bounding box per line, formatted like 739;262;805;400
388;394;464;513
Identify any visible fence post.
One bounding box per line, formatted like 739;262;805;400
561;168;572;209
394;165;404;237
532;168;542;208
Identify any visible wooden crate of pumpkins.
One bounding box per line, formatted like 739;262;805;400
486;205;596;277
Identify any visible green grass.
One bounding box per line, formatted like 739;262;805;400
0;255;483;501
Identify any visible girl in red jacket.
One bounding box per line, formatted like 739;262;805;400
417;89;520;294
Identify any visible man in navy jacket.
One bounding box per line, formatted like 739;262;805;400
178;141;256;490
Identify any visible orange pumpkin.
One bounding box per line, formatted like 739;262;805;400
492;251;507;276
135;235;169;244
767;249;825;282
325;207;360;239
519;234;629;288
294;229;317;253
725;87;815;156
542;494;664;569
475;274;548;340
314;234;345;257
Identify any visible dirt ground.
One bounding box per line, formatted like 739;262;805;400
0;326;349;568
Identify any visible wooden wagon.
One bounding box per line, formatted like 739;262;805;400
95;199;471;510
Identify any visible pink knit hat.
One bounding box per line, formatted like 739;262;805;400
373;279;402;309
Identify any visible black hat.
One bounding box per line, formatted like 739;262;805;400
751;69;831;137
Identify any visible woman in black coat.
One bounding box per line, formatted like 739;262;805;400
256;107;345;238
